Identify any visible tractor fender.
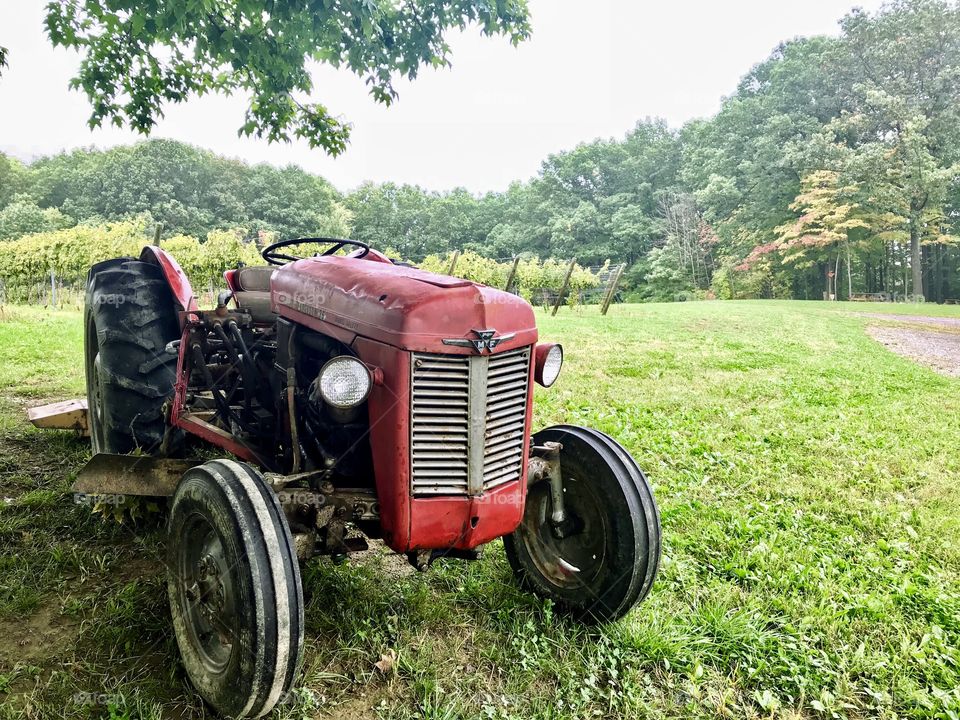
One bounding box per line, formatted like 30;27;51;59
139;245;199;323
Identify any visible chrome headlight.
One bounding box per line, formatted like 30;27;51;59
534;343;563;387
318;356;372;408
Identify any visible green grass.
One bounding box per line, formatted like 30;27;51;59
1;299;958;719
0;306;86;399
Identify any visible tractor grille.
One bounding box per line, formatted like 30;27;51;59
410;347;531;496
483;349;531;490
410;354;471;495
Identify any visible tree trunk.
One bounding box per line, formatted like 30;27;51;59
834;255;841;300
925;244;939;303
909;214;924;301
885;241;892;297
845;243;853;300
940;244;949;302
881;244;889;296
902;242;908;298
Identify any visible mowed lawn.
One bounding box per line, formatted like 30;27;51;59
0;300;958;719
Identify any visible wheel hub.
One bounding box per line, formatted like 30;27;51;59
192;554;226;615
521;476;607;590
178;516;236;675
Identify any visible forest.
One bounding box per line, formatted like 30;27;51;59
1;0;959;303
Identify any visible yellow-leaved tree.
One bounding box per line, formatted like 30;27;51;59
768;170;871;299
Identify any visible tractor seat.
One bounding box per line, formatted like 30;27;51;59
232;266;277;323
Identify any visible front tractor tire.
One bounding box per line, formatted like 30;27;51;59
84;258;181;455
505;425;661;622
168;460;305;718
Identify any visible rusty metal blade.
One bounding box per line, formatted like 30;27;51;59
72;454;198;497
27;399;89;436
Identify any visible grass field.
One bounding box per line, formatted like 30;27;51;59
1;300;959;719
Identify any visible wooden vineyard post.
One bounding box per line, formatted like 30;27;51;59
503;256;520;292
551;258;577;317
153;223;163;246
600;264;625;315
50;270;57;307
447;250;460;276
598;265;615;314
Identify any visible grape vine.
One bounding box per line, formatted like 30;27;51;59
0;223;602;304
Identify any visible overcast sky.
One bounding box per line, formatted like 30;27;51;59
0;0;886;193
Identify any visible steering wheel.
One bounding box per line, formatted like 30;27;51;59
261;237;371;266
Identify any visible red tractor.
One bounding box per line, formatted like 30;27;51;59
74;238;660;717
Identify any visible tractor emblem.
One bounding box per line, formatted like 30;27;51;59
443;329;515;353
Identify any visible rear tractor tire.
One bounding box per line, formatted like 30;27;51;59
505;425;661;622
167;460;305;718
84;258;181;455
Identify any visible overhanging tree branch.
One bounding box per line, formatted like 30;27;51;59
42;0;531;155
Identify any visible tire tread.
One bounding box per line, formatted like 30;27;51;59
84;258;181;454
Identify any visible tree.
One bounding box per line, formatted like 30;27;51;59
768;170;869;299
347;182;409;256
836;105;957;298
498;119;679;265
838;0;960;298
22;139;349;240
658;191;716;290
42;0;530;155
681;36;843;250
0;153;30;209
609;204;662;265
0;196;73;240
8;0;960;304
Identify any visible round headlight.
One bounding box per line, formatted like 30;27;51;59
535;343;563;387
318;356;372;408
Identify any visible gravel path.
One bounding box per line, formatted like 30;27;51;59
866;324;960;377
857;312;960;328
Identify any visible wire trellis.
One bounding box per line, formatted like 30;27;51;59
5;258;629;314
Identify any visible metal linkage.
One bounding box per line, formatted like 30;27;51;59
528;441;578;539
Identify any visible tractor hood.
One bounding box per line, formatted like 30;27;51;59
270;256;538;353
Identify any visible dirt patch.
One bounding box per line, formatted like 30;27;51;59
320;689;388;720
0;598;80;667
366;542;416;579
867;325;960;377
